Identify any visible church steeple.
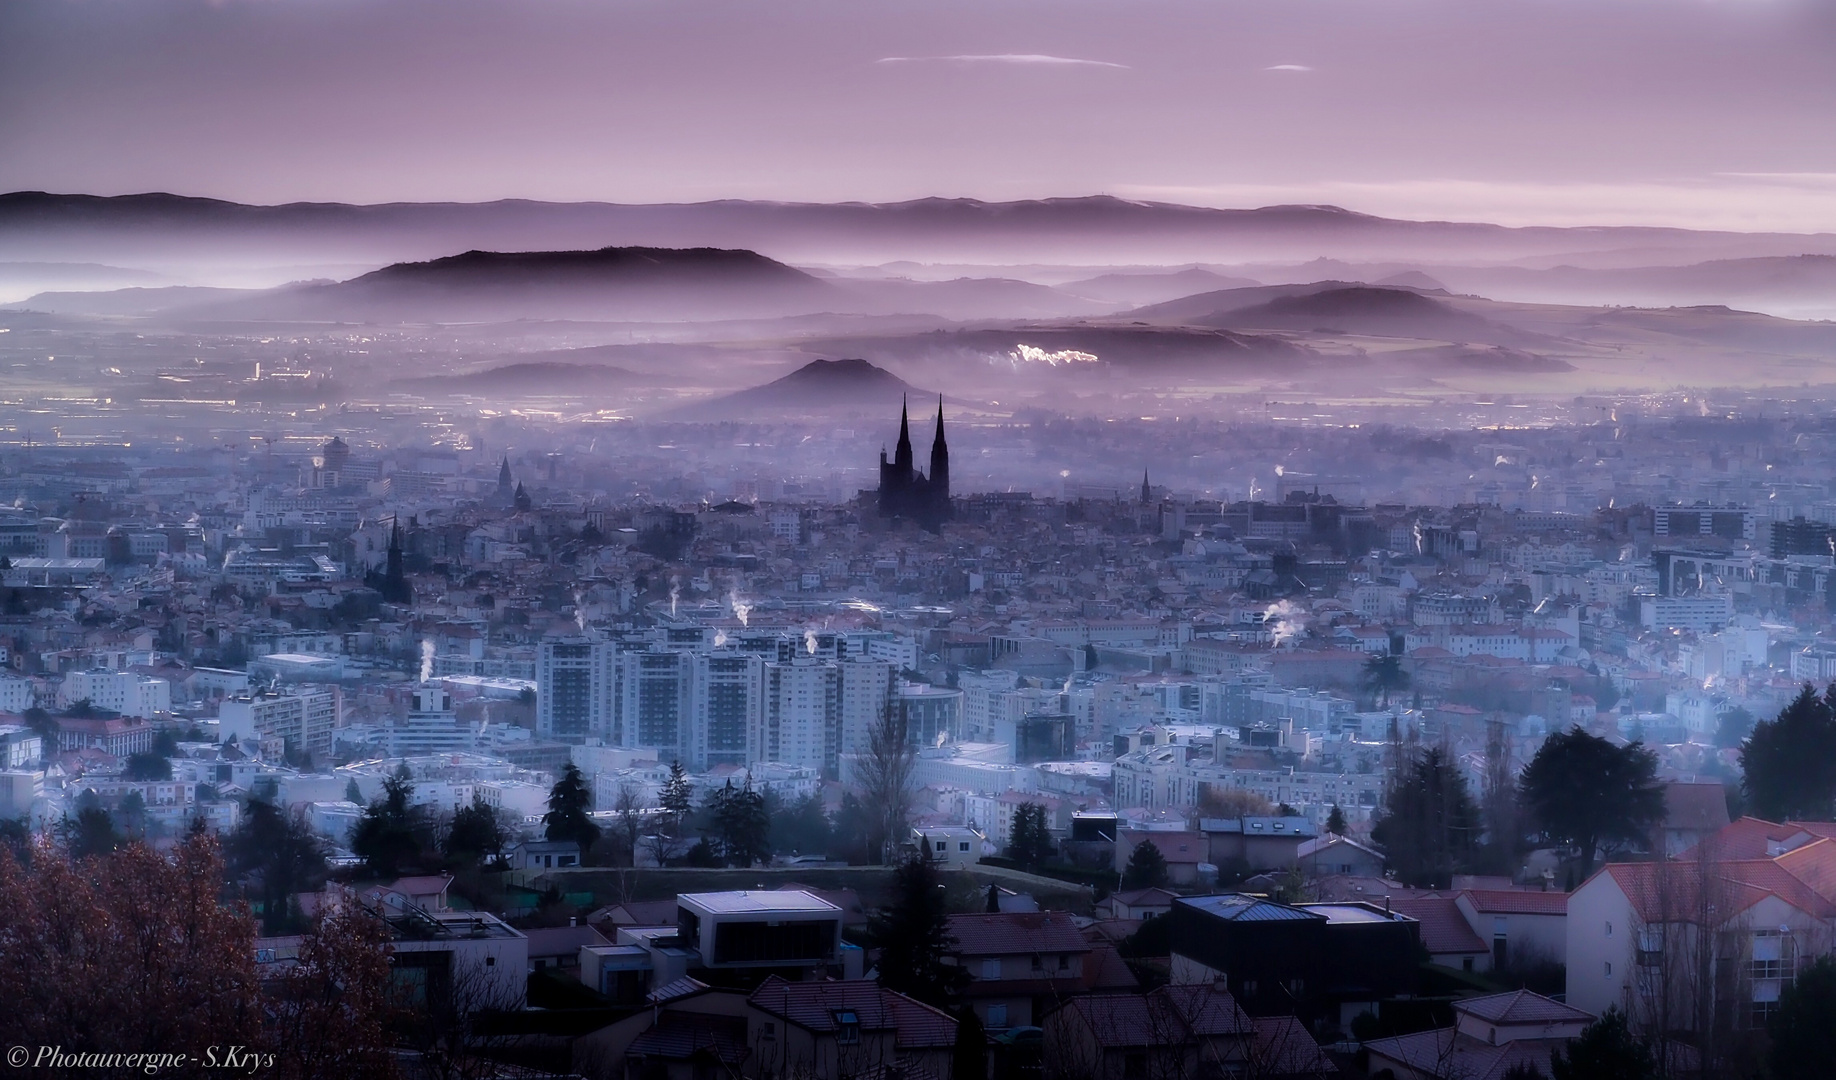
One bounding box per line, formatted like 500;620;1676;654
929;395;949;499
1141;469;1152;504
497;456;513;497
894;395;914;473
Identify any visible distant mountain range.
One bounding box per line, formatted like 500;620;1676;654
176;246;833;323
7;191;1836;270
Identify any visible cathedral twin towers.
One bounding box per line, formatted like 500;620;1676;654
877;396;951;532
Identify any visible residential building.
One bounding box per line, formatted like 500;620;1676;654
217;687;339;764
945;911;1094;1030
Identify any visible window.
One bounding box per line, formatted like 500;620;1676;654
1031;953;1044;972
1637;928;1663;967
981;958;1002;980
960;842;971;852
987;1005;1008;1028
935;840;946;852
1462;957;1474;972
834;1010;860;1045
1605;921;1614;937
1605;962;1613;977
485;956;495;967
1058;954;1071;972
1752;932;1787;979
761;1023;776;1040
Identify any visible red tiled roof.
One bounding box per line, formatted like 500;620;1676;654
1460;889;1569;915
1081;943;1140;992
1661;782;1732;833
1775;837;1836;905
947;912;1091;956
1600;858;1836;924
1057;984;1250;1049
749;977;957;1050
1675;816;1806;861
1393;896;1486;956
628;1012;749;1065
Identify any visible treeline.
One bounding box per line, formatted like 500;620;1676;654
1369;680;1836;892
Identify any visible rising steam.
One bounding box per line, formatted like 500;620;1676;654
419;639;434;683
1010;343;1099;366
1264;600;1307;648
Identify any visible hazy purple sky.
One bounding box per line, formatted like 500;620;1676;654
3;0;1835;229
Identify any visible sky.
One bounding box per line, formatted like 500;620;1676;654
2;0;1835;230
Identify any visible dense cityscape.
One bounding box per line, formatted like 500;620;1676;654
3;358;1836;1076
8;0;1836;1075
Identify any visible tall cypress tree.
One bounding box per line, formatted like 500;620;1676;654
1743;684;1836;822
869;855;970;1009
543;762;600;855
1372;746;1483;888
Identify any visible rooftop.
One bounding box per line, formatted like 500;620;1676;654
1175;894;1323;923
679;889;841;916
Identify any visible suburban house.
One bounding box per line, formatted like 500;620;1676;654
1458;889;1568;971
579;890;863;1002
1393;895;1491;972
509;838;582;871
1115;829;1209;886
572;976;960;1080
1199;816;1321;871
1364;990;1592;1080
945;911;1094;1030
1567;817;1836;1034
1296;834;1385;879
524;922;610;976
747;977;961;1080
1093;887;1179;922
911;824;985;870
1167;894;1422;1027
1042;983;1337;1080
1655;780;1733;857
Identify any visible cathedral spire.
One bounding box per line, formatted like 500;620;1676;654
1141;469;1152;504
894;395;913;472
930;396;949;500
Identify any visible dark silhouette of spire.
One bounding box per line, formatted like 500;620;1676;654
878;397;951;532
1141;469;1152;504
513;481;532;512
497;456;513;498
894;395;914;474
929;395;949;504
375;519;413;604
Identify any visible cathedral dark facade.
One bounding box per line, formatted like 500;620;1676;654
878;397;951;532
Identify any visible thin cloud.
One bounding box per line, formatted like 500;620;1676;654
877;54;1127;69
1265;64;1313;72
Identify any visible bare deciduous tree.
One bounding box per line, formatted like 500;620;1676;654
854;701;917;864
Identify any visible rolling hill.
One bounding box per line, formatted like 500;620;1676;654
663;357;927;420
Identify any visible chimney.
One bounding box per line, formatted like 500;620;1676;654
1383;895;1391;915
